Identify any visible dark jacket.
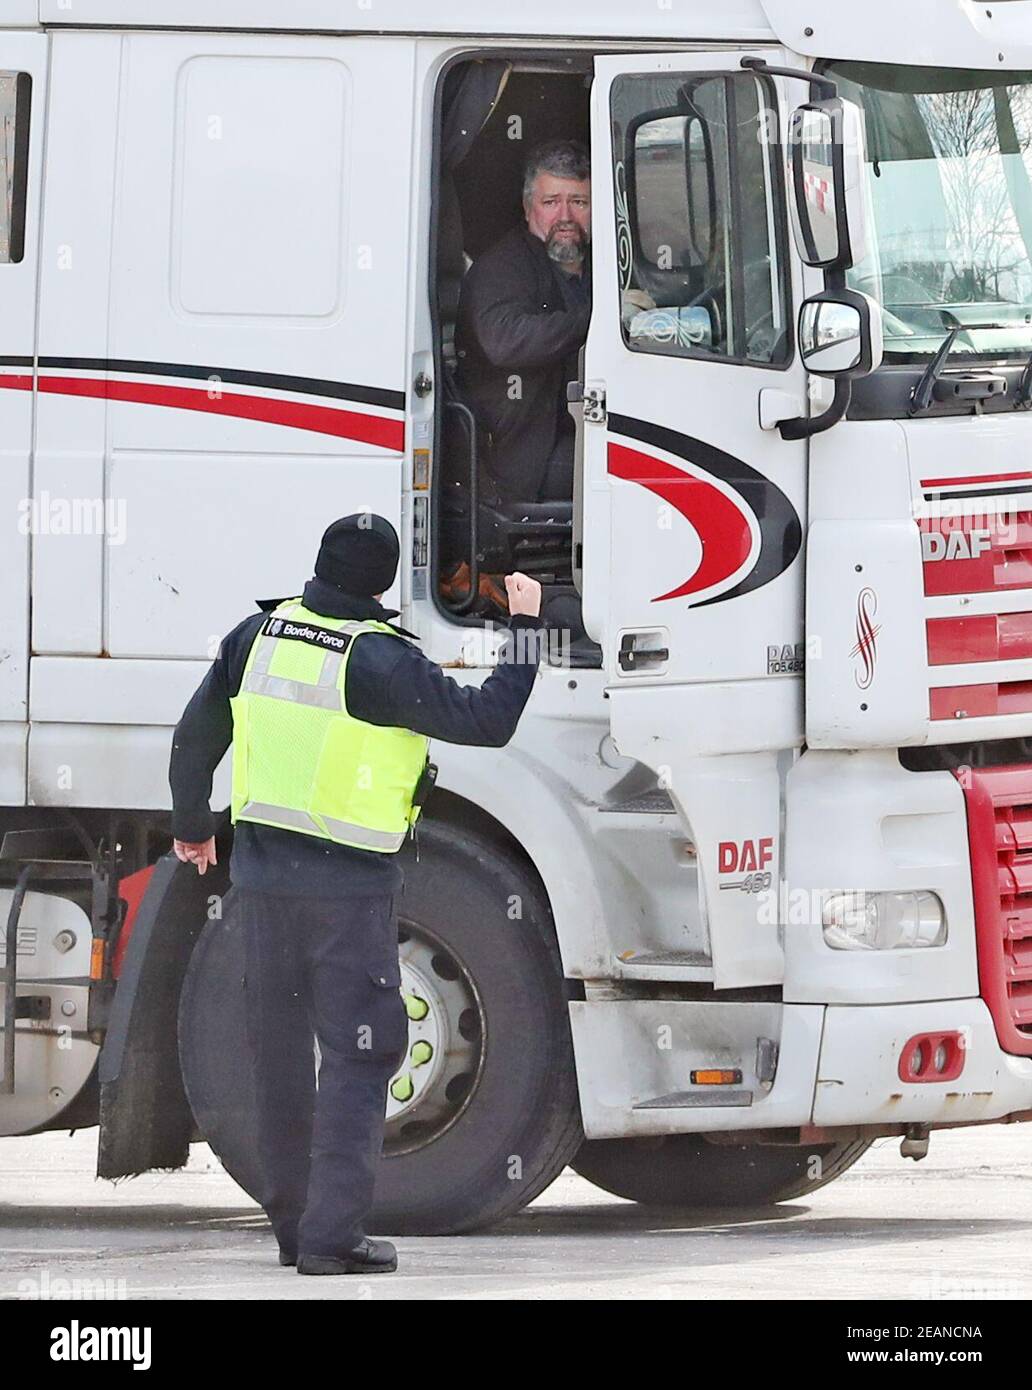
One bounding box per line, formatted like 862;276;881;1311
455;223;591;503
169;576;543;896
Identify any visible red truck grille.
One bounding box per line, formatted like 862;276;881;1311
930;680;1032;720
956;765;1032;1055
921;512;1032;725
921;512;1032;597
927;612;1032;666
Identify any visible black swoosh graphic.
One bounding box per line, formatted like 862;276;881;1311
37;356;404;412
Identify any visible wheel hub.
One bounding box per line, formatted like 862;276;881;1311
384;922;483;1155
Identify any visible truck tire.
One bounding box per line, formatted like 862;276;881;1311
570;1133;872;1207
178;820;583;1234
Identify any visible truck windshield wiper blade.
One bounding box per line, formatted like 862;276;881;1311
909;320;1018;416
909;326;960;415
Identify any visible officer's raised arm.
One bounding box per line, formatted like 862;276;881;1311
373;573;544;749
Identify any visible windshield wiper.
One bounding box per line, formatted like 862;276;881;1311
909;322;1011;416
909;327;960;414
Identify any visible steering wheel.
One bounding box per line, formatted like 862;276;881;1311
682;286;723;348
744;308;780;358
684;257;783;359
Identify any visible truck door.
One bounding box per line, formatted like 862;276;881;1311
0;35;44;772
580;52;809;988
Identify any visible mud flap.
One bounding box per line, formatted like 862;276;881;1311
97;852;228;1179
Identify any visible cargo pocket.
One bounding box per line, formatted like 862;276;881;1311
367;958;402;991
364;958;408;1070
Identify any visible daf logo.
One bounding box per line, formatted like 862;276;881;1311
921;529;992;562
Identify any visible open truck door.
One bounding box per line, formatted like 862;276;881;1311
578;51;810;987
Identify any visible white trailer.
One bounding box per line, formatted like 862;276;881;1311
2;0;1032;1231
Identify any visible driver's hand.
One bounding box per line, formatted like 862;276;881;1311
621;288;656;326
173;837;218;876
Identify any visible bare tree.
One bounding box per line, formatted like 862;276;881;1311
919;83;1032;305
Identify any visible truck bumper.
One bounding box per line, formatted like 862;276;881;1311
570;996;1032;1139
814;997;1032;1127
570;1000;824;1139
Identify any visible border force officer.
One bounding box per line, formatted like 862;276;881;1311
168;514;544;1274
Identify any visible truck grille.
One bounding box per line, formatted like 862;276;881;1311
921;511;1032;723
921;510;1032;598
955;764;1032;1056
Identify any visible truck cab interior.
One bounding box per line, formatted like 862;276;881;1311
431;55;602;665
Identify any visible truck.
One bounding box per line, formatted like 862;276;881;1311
2;0;1031;1234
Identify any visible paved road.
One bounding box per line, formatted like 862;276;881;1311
0;1125;1029;1299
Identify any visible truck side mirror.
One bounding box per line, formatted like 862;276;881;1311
788;97;869;271
799;289;883;379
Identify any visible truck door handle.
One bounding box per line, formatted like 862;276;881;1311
618;634;670;672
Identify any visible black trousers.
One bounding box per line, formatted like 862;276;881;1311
537;431;575;502
237;885;409;1257
487;430;575;505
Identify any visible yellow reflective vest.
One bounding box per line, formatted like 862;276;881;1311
229;599;430;853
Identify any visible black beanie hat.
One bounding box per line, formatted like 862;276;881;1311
314;513;400;596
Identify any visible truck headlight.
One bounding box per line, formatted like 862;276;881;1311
821;891;946;951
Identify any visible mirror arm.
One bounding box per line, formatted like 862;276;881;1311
825;266;849;294
740;56;837;101
777;379;852;441
742;61;862;441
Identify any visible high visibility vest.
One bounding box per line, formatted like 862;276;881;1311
229;598;430;853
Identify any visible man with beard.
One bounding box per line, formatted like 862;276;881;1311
454;140;593;507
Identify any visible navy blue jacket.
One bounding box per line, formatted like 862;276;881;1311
169;576;543;896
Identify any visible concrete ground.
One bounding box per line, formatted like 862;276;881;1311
0;1125;1029;1299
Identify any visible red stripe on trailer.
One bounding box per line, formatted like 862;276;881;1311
35;374;405;451
0;375;33;391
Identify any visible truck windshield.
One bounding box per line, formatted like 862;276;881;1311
825;61;1032;362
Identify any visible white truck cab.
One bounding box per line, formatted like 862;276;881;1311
2;0;1032;1229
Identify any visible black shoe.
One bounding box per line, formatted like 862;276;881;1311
278;1248;297;1267
296;1237;397;1275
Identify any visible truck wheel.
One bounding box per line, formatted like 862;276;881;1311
570;1134;872;1207
178;820;583;1234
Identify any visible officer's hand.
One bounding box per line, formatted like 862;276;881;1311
504;572;541;618
173;837;218;876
